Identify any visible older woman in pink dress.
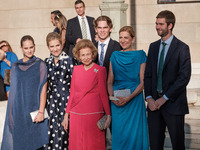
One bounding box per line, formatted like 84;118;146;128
62;39;111;150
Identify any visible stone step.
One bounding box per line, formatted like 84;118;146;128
165;119;200;134
164;148;198;150
186;106;200;120
164;133;200;149
185;119;200;134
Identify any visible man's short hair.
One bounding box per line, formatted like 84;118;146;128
156;10;176;31
75;0;85;7
94;16;113;29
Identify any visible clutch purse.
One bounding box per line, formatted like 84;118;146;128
97;115;107;130
4;69;11;85
113;89;131;100
30;109;49;122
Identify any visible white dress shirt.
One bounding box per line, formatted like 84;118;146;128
78;15;92;41
97;38;111;62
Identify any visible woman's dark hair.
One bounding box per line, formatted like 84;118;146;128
20;35;35;47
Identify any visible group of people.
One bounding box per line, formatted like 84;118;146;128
0;41;18;100
0;0;191;150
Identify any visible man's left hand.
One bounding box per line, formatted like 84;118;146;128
155;96;167;109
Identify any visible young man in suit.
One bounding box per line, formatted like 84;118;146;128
66;0;95;57
144;10;191;150
94;16;121;74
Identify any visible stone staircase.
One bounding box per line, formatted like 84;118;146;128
164;106;200;150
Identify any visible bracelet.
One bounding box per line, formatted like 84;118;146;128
38;111;44;114
5;60;8;63
109;96;115;100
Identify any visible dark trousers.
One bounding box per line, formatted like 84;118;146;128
148;110;185;150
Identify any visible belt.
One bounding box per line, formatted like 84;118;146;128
157;91;163;97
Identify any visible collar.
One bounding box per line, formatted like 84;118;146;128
161;35;174;45
78;15;86;20
98;37;111;46
50;51;69;61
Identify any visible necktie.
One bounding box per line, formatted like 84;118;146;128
99;43;105;66
81;17;87;39
157;42;167;92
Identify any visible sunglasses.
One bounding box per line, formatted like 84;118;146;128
0;44;8;49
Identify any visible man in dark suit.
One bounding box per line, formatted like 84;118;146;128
94;16;121;74
94;15;121;149
66;0;95;57
144;10;191;150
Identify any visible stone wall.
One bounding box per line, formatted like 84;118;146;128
126;0;200;64
0;0;102;60
0;0;200;147
0;0;199;63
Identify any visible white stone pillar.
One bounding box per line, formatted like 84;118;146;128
100;0;128;41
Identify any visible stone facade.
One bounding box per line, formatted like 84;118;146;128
0;0;102;60
0;0;199;62
0;0;199;106
0;0;200;147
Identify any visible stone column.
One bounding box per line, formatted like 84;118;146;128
100;0;128;41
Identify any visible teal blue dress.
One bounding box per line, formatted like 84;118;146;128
110;50;149;150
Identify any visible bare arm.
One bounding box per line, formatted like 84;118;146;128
3;58;11;67
107;62;114;97
61;29;66;48
34;82;47;123
128;63;146;99
62;113;69;132
117;63;146;106
107;62;119;106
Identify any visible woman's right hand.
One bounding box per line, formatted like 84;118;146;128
111;100;120;106
104;115;111;129
62;113;69;132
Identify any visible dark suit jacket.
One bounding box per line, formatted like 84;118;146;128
94;38;121;74
66;16;95;57
144;36;191;115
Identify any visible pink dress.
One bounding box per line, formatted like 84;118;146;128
66;63;111;150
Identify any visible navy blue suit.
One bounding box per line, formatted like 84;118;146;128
144;36;191;150
66;16;95;58
95;39;121;74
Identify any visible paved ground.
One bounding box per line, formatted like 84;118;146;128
1;100;200;150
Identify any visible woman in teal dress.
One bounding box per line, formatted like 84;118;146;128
107;26;149;150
